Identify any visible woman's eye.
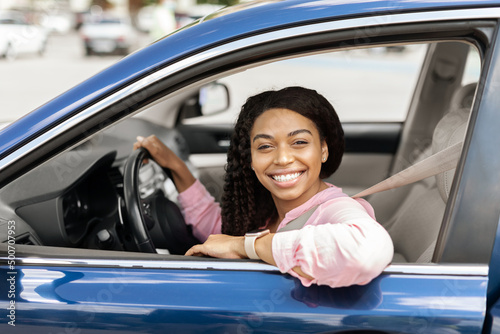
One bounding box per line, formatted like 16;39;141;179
257;144;272;150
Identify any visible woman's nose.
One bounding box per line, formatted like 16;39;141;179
274;147;294;165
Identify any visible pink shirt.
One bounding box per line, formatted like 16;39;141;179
178;179;393;288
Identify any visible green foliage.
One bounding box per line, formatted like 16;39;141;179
197;0;239;6
90;0;114;10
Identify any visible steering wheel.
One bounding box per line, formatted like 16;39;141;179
123;148;156;252
122;147;199;253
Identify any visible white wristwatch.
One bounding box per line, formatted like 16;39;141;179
244;229;270;260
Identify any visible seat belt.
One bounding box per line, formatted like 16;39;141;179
278;140;462;231
278;205;318;232
352;140;463;198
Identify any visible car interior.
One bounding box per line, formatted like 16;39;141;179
0;36;481;265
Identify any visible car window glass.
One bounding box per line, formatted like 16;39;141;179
463;46;481;85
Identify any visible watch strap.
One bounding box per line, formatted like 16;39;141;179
244;235;260;259
244;229;270;260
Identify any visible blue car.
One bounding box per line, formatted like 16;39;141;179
2;0;500;332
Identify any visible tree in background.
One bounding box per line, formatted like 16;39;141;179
128;0;144;25
197;0;239;6
90;0;114;10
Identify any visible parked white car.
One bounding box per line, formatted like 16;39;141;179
0;13;48;60
80;16;138;56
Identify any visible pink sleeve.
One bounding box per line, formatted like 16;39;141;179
177;179;222;242
272;198;393;288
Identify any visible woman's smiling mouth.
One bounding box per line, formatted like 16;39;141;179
270;171;304;182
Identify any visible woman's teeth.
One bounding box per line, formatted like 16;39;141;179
272;172;302;182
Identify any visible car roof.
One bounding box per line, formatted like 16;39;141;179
1;0;499;158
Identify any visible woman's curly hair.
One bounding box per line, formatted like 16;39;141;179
221;86;344;236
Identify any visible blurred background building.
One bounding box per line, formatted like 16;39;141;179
0;0;234;34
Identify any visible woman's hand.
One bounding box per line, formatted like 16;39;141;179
134;135;181;170
134;135;196;192
185;234;246;259
185;233;314;280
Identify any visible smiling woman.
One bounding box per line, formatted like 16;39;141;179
135;86;394;288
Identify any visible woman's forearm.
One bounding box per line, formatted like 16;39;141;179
254;234;314;280
169;159;196;193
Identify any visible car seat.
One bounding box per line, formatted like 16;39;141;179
368;83;476;263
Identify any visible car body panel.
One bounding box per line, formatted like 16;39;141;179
0;256;489;333
489;303;500;334
487;215;500;310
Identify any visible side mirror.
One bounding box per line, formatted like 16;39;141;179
178;82;230;121
199;82;230;116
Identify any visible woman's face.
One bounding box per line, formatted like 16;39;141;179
250;108;328;209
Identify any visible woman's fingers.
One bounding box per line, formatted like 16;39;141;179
185;244;204;257
135;135;169;165
184;235;246;259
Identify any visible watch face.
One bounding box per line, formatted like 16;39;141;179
246;229;270;237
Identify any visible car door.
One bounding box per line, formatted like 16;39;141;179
0;244;489;333
2;3;500;333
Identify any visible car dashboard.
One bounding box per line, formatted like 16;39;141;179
0;118;190;251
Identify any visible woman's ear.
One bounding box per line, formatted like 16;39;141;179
321;140;328;162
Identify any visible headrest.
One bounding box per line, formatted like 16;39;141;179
432;83;476;201
450;82;477;110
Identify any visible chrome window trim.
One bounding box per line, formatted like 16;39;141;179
17;257;280;272
1;8;500;173
14;256;489;276
385;263;488;276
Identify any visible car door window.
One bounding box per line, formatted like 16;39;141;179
463;46;481;86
